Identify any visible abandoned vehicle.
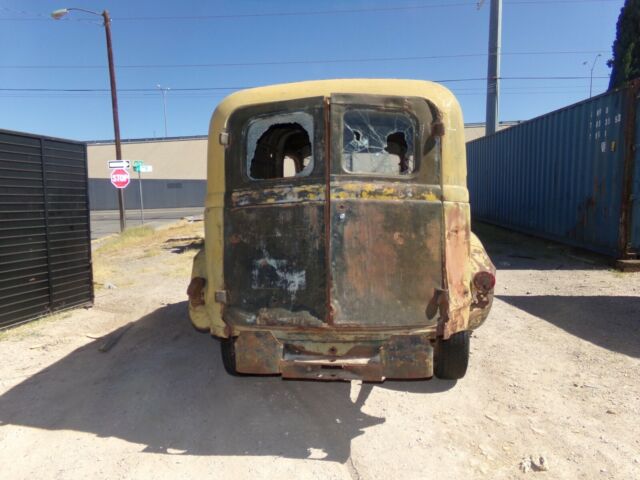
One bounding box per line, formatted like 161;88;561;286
187;79;495;381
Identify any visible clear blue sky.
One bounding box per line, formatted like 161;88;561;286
0;0;624;141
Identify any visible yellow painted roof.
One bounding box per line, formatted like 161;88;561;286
207;79;468;196
212;79;461;125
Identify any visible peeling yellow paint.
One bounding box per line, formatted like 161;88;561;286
332;192;349;200
422;192;438;202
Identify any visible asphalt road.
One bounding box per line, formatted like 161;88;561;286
90;207;203;239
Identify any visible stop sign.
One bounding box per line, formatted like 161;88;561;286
110;168;130;189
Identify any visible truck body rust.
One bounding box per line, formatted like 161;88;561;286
188;79;495;381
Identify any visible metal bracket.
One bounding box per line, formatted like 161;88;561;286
215;290;228;304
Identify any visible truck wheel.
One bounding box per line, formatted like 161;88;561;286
434;331;470;380
220;337;240;376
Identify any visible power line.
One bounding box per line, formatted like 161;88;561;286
0;6;49;19
0;84;606;95
0;2;475;21
0;89;606;99
0;0;621;21
0;76;611;94
107;2;477;20
0;87;243;92
110;0;620;20
0;50;608;70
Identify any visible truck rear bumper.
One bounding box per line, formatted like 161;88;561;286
233;330;434;381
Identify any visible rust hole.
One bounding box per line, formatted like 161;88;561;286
328;346;338;355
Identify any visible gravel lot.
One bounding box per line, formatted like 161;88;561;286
0;221;638;480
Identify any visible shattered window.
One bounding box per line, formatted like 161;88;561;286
246;112;314;180
342;110;416;175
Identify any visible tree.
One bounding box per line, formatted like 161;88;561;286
608;0;640;89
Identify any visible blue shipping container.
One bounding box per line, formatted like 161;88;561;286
467;81;640;262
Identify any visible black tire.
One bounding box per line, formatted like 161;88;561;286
220;337;240;376
434;331;470;380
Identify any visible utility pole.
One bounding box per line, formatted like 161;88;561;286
485;0;502;135
52;7;126;232
103;10;126;231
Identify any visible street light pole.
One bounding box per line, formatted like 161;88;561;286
156;84;169;137
52;7;126;232
589;54;601;98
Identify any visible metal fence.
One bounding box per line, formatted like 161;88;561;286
467;81;640;262
0;129;93;328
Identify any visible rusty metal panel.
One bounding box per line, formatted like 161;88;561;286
0;129;93;328
327;94;444;328
224;201;328;323
235;331;283;374
442;202;472;338
381;335;433;379
467;82;639;260
329;195;442;327
222;97;329;325
278;334;434;381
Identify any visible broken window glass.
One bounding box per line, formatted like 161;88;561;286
246;112;314;180
342;110;416;175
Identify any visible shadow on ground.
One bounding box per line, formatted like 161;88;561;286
499;295;640;358
473;222;611;271
0;302;453;462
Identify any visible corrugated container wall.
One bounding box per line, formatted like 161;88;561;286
467;81;640;261
0;129;94;328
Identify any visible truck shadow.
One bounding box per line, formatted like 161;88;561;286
473;222;610;271
0;302;453;463
498;295;640;358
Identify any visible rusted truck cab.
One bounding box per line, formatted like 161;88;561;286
188;79;495;381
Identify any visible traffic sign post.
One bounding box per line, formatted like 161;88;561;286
132;161;151;224
108;160;148;226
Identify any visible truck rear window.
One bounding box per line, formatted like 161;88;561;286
342;110;416;175
246;112;314;180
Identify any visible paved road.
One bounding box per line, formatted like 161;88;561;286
90;207;203;239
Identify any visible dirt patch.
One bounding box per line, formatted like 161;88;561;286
0;222;639;479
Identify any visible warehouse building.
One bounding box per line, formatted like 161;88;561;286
463;120;521;142
87;135;207;210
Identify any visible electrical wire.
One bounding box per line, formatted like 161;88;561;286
0;0;622;21
0;50;609;70
0;90;606;100
0;76;610;94
0;77;611;102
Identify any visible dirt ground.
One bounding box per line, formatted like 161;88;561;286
0;220;639;480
